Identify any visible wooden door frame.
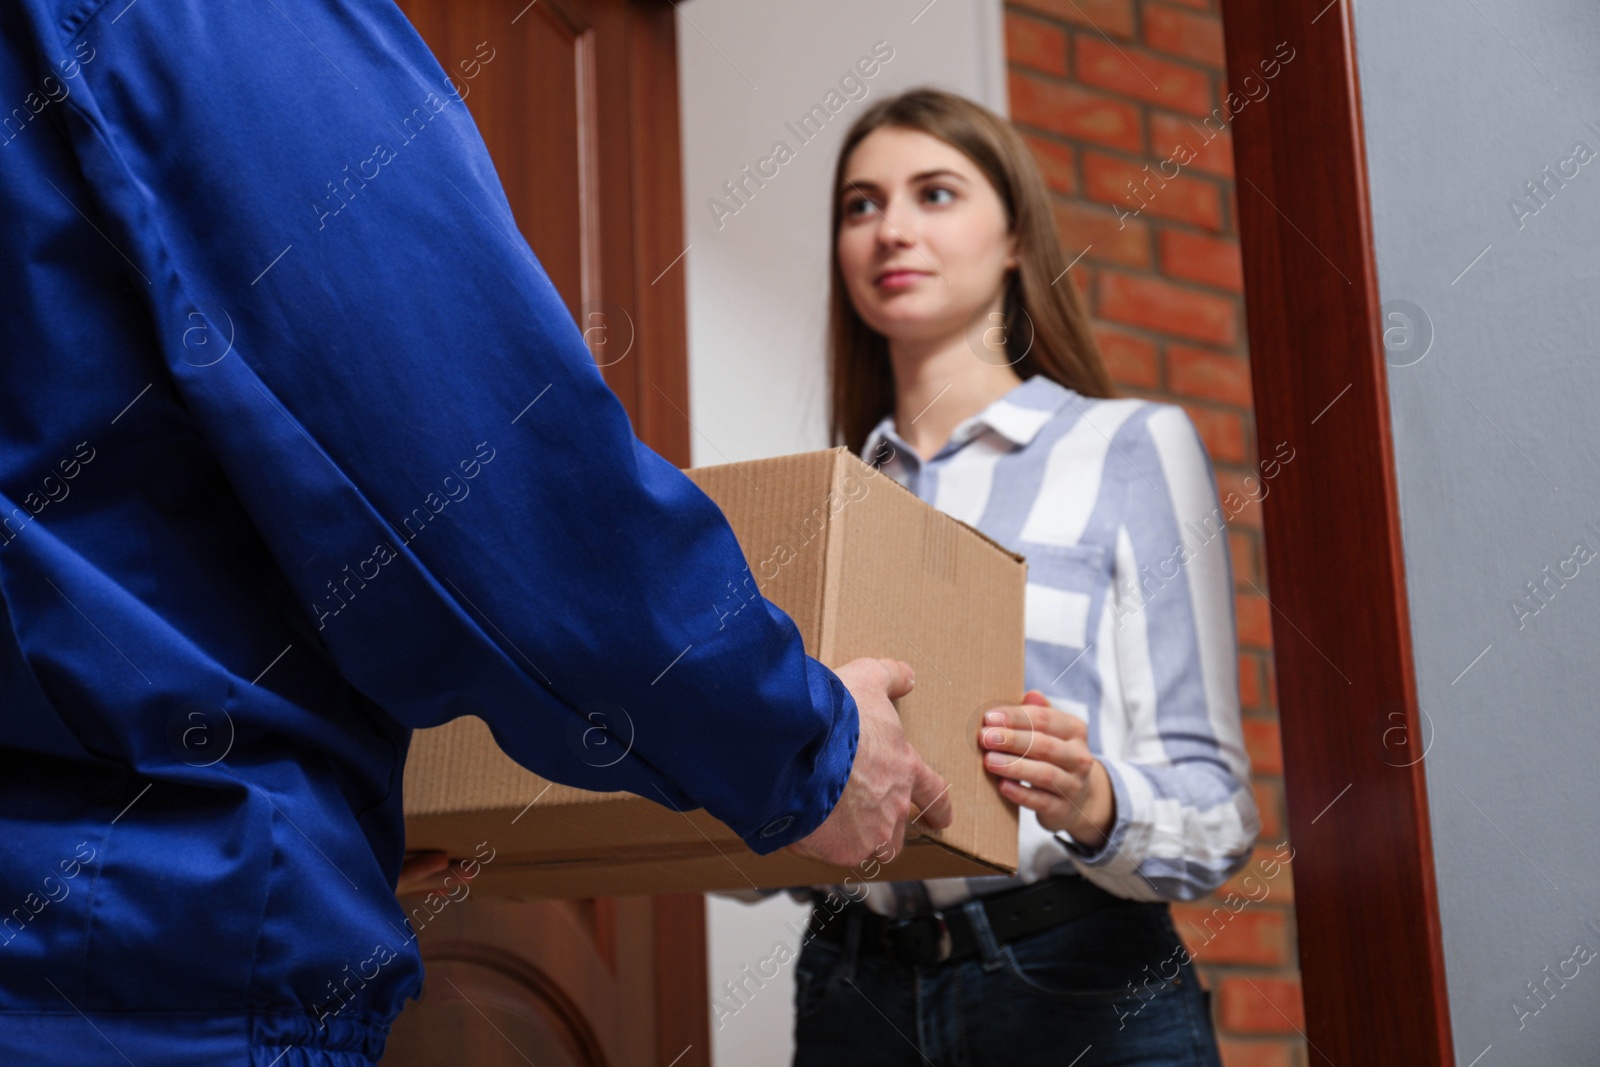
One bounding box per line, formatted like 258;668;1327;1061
597;0;692;468
602;2;706;1063
1217;2;1454;1062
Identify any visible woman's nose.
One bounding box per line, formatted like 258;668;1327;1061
874;197;917;247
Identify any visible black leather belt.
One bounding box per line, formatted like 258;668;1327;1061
808;876;1131;967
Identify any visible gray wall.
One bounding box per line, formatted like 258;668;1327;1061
1352;1;1600;1062
675;2;1006;1063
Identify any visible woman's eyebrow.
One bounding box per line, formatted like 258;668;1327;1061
840;169;970;197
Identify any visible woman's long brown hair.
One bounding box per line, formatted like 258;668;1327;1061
828;87;1116;456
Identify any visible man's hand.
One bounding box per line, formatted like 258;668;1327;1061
786;658;954;867
396;850;452;896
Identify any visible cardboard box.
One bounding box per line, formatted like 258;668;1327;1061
402;447;1025;898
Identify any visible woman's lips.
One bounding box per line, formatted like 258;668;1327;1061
875;269;928;291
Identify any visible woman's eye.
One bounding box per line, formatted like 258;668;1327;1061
924;186;955;206
844;197;879;218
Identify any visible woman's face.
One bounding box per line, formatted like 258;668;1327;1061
836;126;1017;347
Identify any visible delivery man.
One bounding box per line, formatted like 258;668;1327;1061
0;0;953;1062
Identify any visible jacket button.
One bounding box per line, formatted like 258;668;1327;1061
759;815;795;838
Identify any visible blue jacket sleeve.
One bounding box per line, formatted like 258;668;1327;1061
20;0;856;853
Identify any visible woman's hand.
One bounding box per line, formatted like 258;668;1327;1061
978;690;1116;851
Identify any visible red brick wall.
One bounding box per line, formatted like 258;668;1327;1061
1003;3;1304;1064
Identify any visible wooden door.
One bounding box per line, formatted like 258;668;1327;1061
383;2;706;1065
1217;1;1455;1062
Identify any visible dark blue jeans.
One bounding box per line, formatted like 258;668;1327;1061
792;894;1223;1066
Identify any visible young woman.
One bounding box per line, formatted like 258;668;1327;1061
791;87;1260;1065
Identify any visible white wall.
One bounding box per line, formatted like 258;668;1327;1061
677;0;1006;464
674;2;1006;1063
1352;1;1600;1062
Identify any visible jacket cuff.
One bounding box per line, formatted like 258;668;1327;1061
736;657;859;855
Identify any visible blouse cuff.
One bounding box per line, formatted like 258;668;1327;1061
1054;757;1140;867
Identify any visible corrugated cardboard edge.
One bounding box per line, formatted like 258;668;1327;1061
684;445;1026;568
814;451;847;671
823;447;1023;871
826;447;1027;565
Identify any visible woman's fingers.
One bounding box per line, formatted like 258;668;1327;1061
982;701;1086;744
982;750;1087;794
988;755;1094;826
980;722;1049;765
997;777;1071;815
979;723;1093;774
977;693;1097;827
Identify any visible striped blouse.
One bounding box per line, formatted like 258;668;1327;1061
847;373;1260;913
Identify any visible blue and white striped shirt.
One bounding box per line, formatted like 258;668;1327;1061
852;373;1260;911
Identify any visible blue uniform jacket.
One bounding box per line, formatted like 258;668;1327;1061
0;1;860;1062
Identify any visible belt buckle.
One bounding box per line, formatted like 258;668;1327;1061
885;910;953;965
930;910;952;963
